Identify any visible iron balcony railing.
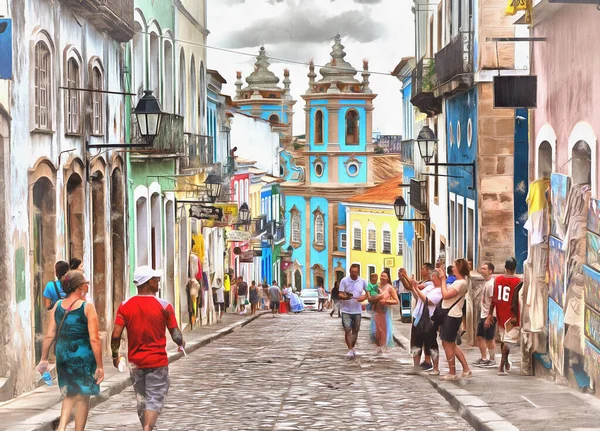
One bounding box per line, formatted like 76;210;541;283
222;156;235;176
274;224;285;242
182;133;214;170
131;113;185;156
435;31;474;85
61;0;134;42
400;140;414;165
411;57;436;99
410;178;428;214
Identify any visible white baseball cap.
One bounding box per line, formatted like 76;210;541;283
133;266;163;286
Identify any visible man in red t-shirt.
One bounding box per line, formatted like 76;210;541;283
111;266;185;431
486;257;522;376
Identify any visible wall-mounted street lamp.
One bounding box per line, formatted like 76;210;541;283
204;174;223;203
414;125;476;190
238;203;251;225
393;195;430;231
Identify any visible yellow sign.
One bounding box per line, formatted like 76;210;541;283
505;0;532;23
203;203;239;227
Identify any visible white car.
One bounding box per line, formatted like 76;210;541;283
300;289;319;310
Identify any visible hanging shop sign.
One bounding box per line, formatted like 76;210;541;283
493;75;537;109
239;249;262;263
189;204;223;221
203;203;239;227
227;230;251;242
0;19;12;80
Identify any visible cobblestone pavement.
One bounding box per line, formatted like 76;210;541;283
70;312;472;431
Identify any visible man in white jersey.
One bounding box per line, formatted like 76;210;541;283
339;263;367;359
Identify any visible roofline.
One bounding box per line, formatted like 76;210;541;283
207;69;227;84
391;56;415;77
341;202;394;210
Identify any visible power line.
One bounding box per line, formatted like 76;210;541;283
136;30;407;78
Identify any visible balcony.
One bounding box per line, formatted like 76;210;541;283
274;224;285;242
130;113;185;157
410;179;428;214
60;0;134;42
434;31;474;97
400;140;414;165
180;133;214;172
410;58;442;116
222;156;235;177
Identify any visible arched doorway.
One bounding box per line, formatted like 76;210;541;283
165;200;175;304
91;171;107;330
150;192;162;270
294;269;302;291
66;171;85;260
312;263;325;289
136;196;148;266
572;140;592;186
111;168;125;318
178;209;189;326
31;174;56;362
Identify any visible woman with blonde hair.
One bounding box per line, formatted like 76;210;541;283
370;270;399;356
439;259;472;381
37;271;103;431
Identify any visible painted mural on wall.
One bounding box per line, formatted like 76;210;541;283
550;174;571;240
548;298;565;375
549;236;566;307
588;198;600;236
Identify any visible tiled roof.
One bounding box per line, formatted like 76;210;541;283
346;175;403;205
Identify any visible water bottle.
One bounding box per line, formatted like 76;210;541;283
42;371;52;386
117;356;127;373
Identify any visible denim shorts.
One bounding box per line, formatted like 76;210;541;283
131;366;170;414
341;313;361;332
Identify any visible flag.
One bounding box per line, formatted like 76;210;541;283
506;0;532;24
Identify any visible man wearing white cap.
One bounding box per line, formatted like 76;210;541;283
111;266;185;431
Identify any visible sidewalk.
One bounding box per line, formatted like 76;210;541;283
392;319;600;431
0;311;266;431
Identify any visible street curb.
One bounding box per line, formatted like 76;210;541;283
392;333;520;431
27;312;266;431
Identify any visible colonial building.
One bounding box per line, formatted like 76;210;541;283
280;35;381;290
0;0;133;400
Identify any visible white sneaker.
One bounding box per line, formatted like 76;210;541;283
352;348;361;356
345;350;355;359
374;348;382;356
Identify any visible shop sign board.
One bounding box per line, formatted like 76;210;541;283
189;204;223;221
227;230;251;242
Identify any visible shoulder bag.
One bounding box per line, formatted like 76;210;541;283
431;295;463;327
49;300;77;354
416;296;433;333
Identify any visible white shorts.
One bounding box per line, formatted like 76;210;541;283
238;295;246;304
499;326;520;344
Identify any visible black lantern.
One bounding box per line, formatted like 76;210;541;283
416;125;438;164
394;196;407;221
134;90;164;145
205;174;222;203
239;202;251;224
266;233;274;247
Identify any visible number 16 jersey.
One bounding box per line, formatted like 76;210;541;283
493;275;522;329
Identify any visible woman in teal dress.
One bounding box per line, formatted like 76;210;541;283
38;271;104;431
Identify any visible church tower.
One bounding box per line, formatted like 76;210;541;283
281;34;377;291
234;47;296;146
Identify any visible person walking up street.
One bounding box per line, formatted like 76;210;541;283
474;262;497;368
487;257;523;376
111;266;185;431
407;268;443;375
330;281;341;317
268;282;282;317
439;260;472;381
339;264;367;359
237;276;248;314
214;279;225;323
249;281;259;315
317;284;327;312
224;273;231;313
37;271;103;431
42;260;69;310
262;282;270;310
369;271;399;356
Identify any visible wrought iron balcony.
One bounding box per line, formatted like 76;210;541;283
60;0;134;42
410;57;442;116
274;224;285;242
222;156;235;177
400;140;414;165
434;31;474;93
130;113;185;156
181;133;214;171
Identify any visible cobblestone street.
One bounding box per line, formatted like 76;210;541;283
71;312;472;431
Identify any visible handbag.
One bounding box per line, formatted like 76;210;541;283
431;295;463;326
416;298;433;334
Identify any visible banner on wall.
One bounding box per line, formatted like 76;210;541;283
548;298;565;375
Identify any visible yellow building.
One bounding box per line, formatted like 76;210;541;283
343;176;404;279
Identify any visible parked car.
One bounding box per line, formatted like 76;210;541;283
300;289;319;310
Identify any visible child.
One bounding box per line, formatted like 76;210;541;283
366;273;380;314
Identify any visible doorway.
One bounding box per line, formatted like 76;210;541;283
91;172;107;330
110;168;125;318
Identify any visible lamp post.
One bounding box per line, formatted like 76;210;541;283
393;195;430;231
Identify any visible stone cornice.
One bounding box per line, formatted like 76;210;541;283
173;0;210;37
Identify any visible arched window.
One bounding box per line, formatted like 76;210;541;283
190;56;197;132
537;141;553;179
33;32;53;131
64;48;83;134
163;38;174;113
352;221;362;250
313;208;325;251
290;206;301;246
367;222;376;252
269;114;280;124
345;109;359;145
315;110;324;144
132;19;145;96
200;61;206;131
149;31;160;101
178;50;186;116
382;224;391;254
89;58;104;136
572;140;592;186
